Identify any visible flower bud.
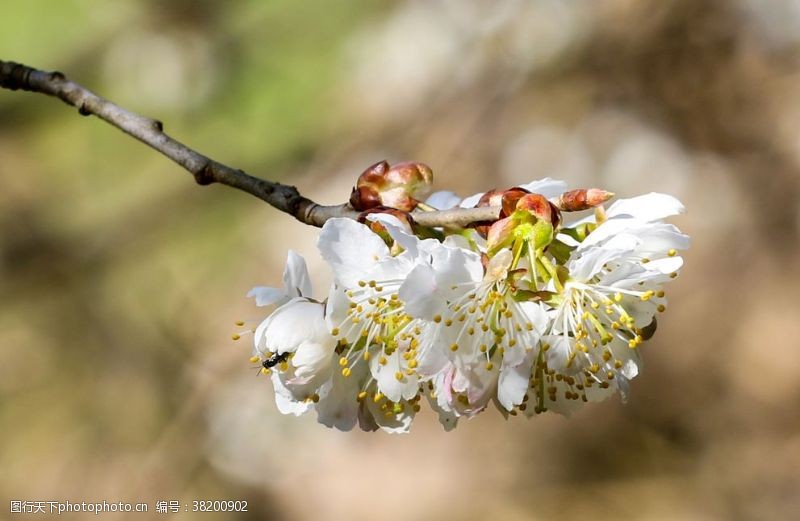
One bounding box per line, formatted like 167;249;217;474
350;160;434;212
555;188;614;212
486;216;516;253
515;193;560;228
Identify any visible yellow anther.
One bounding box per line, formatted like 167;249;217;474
249;356;260;364
357;391;367;401
358;280;366;287
235;320;245;327
278;361;289;371
393;403;404;414
331;328;340;336
479;344;488;353
670;272;678;278
467;327;475;335
614;292;623;302
657;304;666;312
508;339;517;347
231;334;241;341
450;343;459;352
668;249;677;257
591;302;600;309
395;371;404;381
482;324;489;332
542;343;551;352
379;356;387;365
261;367;271;376
341;368;352;377
408;359;418;369
656;290;665;298
445;319;453;327
485;362;494;371
363;351;371;361
373;392;384;403
641;257;650;264
311;393;320;403
339;357;348;367
433;315;442;323
413;404;421;412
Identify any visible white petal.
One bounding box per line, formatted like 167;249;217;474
291;340;334;383
606;193;685;221
318;218;389;287
370;351;418;402
247;286;287;307
497;353;535;411
270;372;313;416
426;190;461;210
459;192;485;208
283;250;312;298
518;177;569;199
399;264;447;319
569;247;629;281
262;299;329;354
485;248;513;282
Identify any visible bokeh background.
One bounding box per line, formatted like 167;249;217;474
2;1;800;520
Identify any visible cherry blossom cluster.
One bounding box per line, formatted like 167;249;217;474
242;161;689;433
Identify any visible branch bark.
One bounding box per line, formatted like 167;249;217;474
0;60;501;228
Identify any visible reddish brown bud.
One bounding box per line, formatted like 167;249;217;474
351;160;434;212
500;188;530;217
384;162;434;196
516;193;561;228
556;188;615;212
350;185;382;211
477;189;505;209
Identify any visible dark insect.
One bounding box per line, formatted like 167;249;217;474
262;351;289;370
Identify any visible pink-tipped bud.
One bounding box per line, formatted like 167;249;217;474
516;193;561;228
516;193;552;221
350;160;434;212
486;216;516;253
556;188;615;212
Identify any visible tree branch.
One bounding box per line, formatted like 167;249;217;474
0;60;501;227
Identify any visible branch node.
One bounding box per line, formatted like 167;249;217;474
50;71;65;82
152;120;163;132
194;162;215;186
78;103;91;116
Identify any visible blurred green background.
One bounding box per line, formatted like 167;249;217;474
2;1;799;520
